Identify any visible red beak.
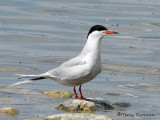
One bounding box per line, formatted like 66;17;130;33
104;30;119;34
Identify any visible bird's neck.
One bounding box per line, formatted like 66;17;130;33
80;35;103;61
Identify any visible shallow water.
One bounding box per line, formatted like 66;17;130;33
0;0;160;120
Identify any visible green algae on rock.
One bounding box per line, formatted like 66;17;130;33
42;90;72;99
43;113;112;120
0;107;19;117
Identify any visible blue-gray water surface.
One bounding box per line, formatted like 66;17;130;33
0;0;160;120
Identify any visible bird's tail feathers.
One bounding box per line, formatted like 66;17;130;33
10;73;50;86
15;73;49;79
10;80;33;86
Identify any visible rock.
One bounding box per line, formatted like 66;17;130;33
0;107;19;117
43;113;112;120
112;102;131;110
89;98;130;110
88;98;114;110
56;98;130;113
57;99;96;113
42;90;72;99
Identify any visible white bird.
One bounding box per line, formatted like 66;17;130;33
11;25;118;100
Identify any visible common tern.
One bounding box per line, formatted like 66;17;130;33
11;25;119;100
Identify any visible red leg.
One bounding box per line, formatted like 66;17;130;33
79;85;87;100
73;86;87;100
74;86;79;99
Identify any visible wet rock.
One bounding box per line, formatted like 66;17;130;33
0;107;19;117
89;98;130;110
42;90;72;99
57;99;96;113
56;98;130;113
112;102;131;110
43;113;112;120
88;98;114;110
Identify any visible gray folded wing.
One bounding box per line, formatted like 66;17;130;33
47;56;91;81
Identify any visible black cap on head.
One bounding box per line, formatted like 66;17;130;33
87;25;107;38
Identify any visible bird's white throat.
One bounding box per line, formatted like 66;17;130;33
81;31;104;53
80;32;104;63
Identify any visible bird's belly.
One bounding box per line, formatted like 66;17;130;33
60;73;99;86
54;68;101;86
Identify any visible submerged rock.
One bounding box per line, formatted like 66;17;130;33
43;113;112;120
89;98;130;110
42;90;72;99
0;107;19;117
112;102;131;110
88;98;114;110
0;98;10;103
57;99;96;113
